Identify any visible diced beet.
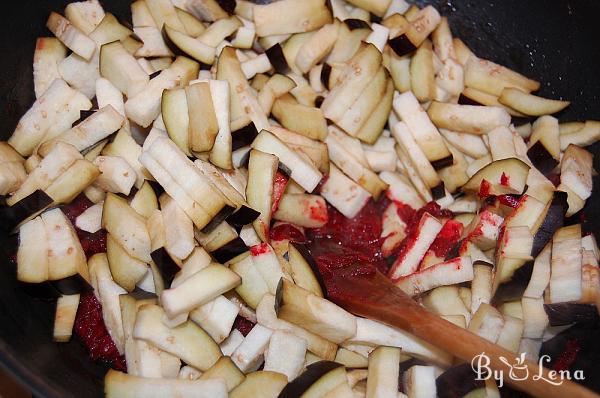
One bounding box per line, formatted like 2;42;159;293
270;223;306;243
74;293;126;371
60;194;94;225
233;315;255;337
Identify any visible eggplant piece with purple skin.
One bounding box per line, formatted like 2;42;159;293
199;204;236;234
388;34;417;57
436;363;485;398
457;93;482;106
128;286;157;301
398;357;428;393
215;0;236;14
0;190;53;233
232;122;258;151
531;192;568;257
73;109;97;126
344;19;371;31
210;237;248;264
51;274;92;295
492;260;534;304
431;157;454;171
431;182;447;200
527;141;560;176
226;205;261;227
288;242;328;299
320;63;331;91
265;44;290;75
277;360;342;398
150;247;180;286
544;303;600;327
540;321;600;393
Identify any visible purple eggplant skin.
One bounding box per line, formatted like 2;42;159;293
289;242;328;299
265;44;290;75
343;19;371;31
73;109;97;127
320;63;332;91
51;275;93;296
161;26;186;58
431;182;447;200
531;192;568;257
492;260;534;304
397;357;428;393
436;363;486;398
277;361;342;398
200;205;236;234
148;70;161;80
388;34;417;57
544;303;600;327
431;155;454;171
128;287;157;301
232;122;258;151
315;95;324;108
226;205;260;227
150;247;180;285
527;141;559;176
0;190;53;233
214;0;236;14
540;321;600;394
458;93;483;106
210;237;248;264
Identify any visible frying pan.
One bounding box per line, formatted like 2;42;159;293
0;1;598;397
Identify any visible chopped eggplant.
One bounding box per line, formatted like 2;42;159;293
276;278;356;344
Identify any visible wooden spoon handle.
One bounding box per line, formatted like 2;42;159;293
332;272;599;398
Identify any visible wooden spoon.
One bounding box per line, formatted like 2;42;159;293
329;270;599;398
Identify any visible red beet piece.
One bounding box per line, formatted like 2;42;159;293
74;293;126;371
